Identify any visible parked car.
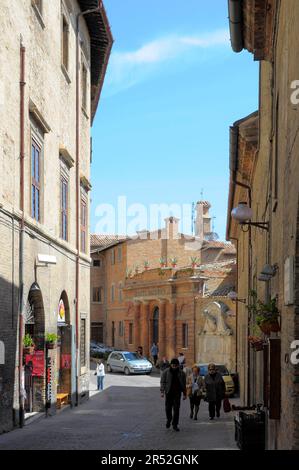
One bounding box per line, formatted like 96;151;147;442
90;342;115;359
198;363;235;397
107;351;152;375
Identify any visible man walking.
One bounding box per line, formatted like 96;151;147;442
160;358;187;431
204;363;226;420
150;342;159;366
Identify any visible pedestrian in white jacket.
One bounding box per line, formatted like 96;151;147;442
96;360;105;391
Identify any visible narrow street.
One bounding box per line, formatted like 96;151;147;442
0;368;237;450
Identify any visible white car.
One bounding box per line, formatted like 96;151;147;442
107;351;152;375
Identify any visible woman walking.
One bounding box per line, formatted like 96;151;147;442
204;363;226;420
96;360;105;391
186;365;204;420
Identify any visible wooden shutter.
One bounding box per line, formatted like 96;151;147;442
269;338;281;419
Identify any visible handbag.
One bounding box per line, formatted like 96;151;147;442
223;397;231;413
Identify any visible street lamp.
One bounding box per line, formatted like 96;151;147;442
258;264;278;282
231;202;269;231
228;290;246;304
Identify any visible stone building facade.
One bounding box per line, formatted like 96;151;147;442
227;0;299;450
0;0;112;433
91;202;237;369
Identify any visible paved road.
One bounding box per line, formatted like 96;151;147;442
0;368;237;450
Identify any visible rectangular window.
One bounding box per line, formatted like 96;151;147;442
119;321;124;337
81;61;88;112
62;15;69;70
111;285;115;302
129;323;133;345
92;287;102;303
80;198;87;253
93;259;101;267
60;176;68;241
117;246;122;263
119;282;123;302
91;322;103;343
80;318;86;368
182;323;188;348
31;139;41;221
111;249;115;265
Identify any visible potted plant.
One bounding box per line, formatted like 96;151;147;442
23;334;35;355
248;335;265;351
190;256;200;268
144;260;150;270
247;291;280;335
126;268;133;279
159;257;167;268
45;333;58;349
170;257;178;268
134;265;139;274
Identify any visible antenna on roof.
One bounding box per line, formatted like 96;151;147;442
191;202;195;235
200;188;204;200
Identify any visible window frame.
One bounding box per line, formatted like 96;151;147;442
111;284;115;303
80;197;87;253
81;57;88;115
61;11;70;73
60;174;69;241
92;287;102;303
31;137;42;222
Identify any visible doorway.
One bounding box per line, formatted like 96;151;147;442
153;307;159;344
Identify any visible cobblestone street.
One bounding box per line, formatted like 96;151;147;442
0;368;237;450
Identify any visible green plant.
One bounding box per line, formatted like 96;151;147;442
159;257;166;266
190;256;199;266
45;333;58;344
170;257;178;266
247;290;280;332
23;334;34;348
144;260;150;268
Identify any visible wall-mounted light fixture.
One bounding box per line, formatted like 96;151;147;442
258;263;278;282
231;202;269;231
227;290;246;304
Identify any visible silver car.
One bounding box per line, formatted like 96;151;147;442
107;351;152;375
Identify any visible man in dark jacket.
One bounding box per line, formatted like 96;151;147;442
204;363;226;420
160;358;187;431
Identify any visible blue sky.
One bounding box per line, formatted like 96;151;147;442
91;0;259;240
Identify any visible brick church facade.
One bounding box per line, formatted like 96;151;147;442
91;202;237;369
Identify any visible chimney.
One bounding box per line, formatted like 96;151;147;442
195;201;211;239
164;216;179;239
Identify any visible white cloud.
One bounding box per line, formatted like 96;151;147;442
105;29;230;96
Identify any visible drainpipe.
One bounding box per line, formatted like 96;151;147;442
227;123;252;406
228;0;244;53
19;41;26;427
75;1;104;406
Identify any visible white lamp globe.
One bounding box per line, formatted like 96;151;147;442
231;202;253;223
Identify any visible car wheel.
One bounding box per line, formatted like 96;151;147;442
124;367;130;376
146;370;152;375
107;364;112;373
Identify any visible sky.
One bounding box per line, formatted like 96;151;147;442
90;0;259;241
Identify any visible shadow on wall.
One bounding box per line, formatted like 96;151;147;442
0;275;19;433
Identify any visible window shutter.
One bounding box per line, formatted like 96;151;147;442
269;338;281;419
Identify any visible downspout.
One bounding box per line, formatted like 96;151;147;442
228;0;244;53
227;123;252;406
19;41;26;427
75;1;104;406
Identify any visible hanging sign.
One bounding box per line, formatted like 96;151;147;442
58;299;66;324
25;350;45;377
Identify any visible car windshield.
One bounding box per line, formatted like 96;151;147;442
123;353;140;361
199;365;230;376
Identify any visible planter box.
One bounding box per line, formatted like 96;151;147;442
46;342;56;350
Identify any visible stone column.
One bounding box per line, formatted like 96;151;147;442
158;299;166;358
141;301;150;357
133;301;141;350
168;300;176;360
